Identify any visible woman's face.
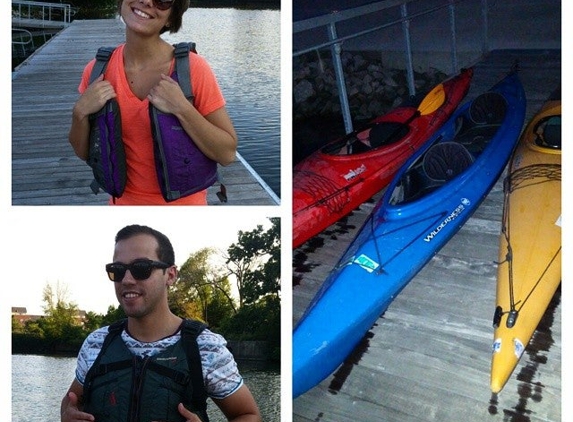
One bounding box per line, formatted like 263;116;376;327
121;0;171;36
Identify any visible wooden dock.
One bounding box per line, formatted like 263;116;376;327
293;49;561;422
11;19;278;206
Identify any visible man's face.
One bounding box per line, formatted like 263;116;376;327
112;233;174;319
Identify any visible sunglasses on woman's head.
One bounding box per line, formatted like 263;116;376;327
153;0;175;11
106;259;171;282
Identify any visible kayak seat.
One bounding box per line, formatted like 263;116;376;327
456;124;500;155
469;92;507;125
535;116;561;149
453;91;507;155
321;134;352;154
322;134;368;155
348;139;372;154
423;142;474;182
369;122;410;148
400;164;443;203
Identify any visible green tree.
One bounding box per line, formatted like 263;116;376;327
100;305;126;326
41;282;81;340
12;316;24;333
221;218;280;358
204;276;235;330
170;248;235;325
23;318;44;336
69;0;118;19
225;217;281;306
83;311;103;332
38;281;86;351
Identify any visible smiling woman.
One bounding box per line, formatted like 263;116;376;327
68;0;238;205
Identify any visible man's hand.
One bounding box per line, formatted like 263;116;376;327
177;403;205;422
153;403;203;422
61;392;95;422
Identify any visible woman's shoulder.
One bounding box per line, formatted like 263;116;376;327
188;49;213;72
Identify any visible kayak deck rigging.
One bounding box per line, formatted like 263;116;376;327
496;162;562;329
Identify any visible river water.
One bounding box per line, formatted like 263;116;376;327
11;354;280;421
163;8;281;198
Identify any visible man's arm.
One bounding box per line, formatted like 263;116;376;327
212;384;261;422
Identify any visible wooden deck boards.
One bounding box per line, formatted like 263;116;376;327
293;49;561;422
12;19;278;206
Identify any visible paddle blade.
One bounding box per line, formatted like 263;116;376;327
419;83;446;116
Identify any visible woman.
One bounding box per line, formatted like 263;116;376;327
69;0;237;205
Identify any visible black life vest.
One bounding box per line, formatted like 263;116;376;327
82;319;209;422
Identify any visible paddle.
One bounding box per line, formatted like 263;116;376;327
345;83;446;153
406;83;446;124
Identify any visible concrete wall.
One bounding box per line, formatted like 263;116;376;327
227;340;270;361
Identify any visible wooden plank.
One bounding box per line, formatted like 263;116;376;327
12;19;277;206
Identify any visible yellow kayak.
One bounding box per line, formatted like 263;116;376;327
490;92;561;394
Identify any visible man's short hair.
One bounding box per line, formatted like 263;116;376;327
115;224;175;265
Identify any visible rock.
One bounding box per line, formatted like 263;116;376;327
293;50;447;122
294;79;315;104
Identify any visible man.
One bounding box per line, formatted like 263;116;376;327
60;224;261;422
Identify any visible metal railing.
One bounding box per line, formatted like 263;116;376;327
293;0;489;134
12;0;72;28
12;28;34;57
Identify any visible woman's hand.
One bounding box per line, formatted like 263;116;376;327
147;74;188;115
147;74;237;166
74;74;117;118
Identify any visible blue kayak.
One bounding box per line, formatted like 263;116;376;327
292;71;526;398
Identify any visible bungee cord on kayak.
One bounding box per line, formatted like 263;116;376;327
494;163;562;329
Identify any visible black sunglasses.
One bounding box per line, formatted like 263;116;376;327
106;259;171;282
153;0;175;11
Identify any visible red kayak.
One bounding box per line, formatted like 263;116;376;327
293;67;473;249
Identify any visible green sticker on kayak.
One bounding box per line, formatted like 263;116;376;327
353;254;379;273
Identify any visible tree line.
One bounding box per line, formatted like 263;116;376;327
12;218;280;361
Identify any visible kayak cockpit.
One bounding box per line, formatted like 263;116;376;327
321;121;410;155
389;92;508;205
534;115;561;150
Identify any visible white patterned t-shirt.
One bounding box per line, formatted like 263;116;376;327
75;325;243;400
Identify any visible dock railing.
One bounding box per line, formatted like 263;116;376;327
12;0;73;29
12;28;34;57
293;0;490;134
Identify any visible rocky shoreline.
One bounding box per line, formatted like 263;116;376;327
294;50;447;122
293;51;447;162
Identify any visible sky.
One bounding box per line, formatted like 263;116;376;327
5;207;277;316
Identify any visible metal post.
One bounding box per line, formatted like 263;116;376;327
481;0;489;55
449;0;458;73
328;22;353;134
400;3;415;97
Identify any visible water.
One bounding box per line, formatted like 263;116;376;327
164;8;281;198
11;354;280;422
